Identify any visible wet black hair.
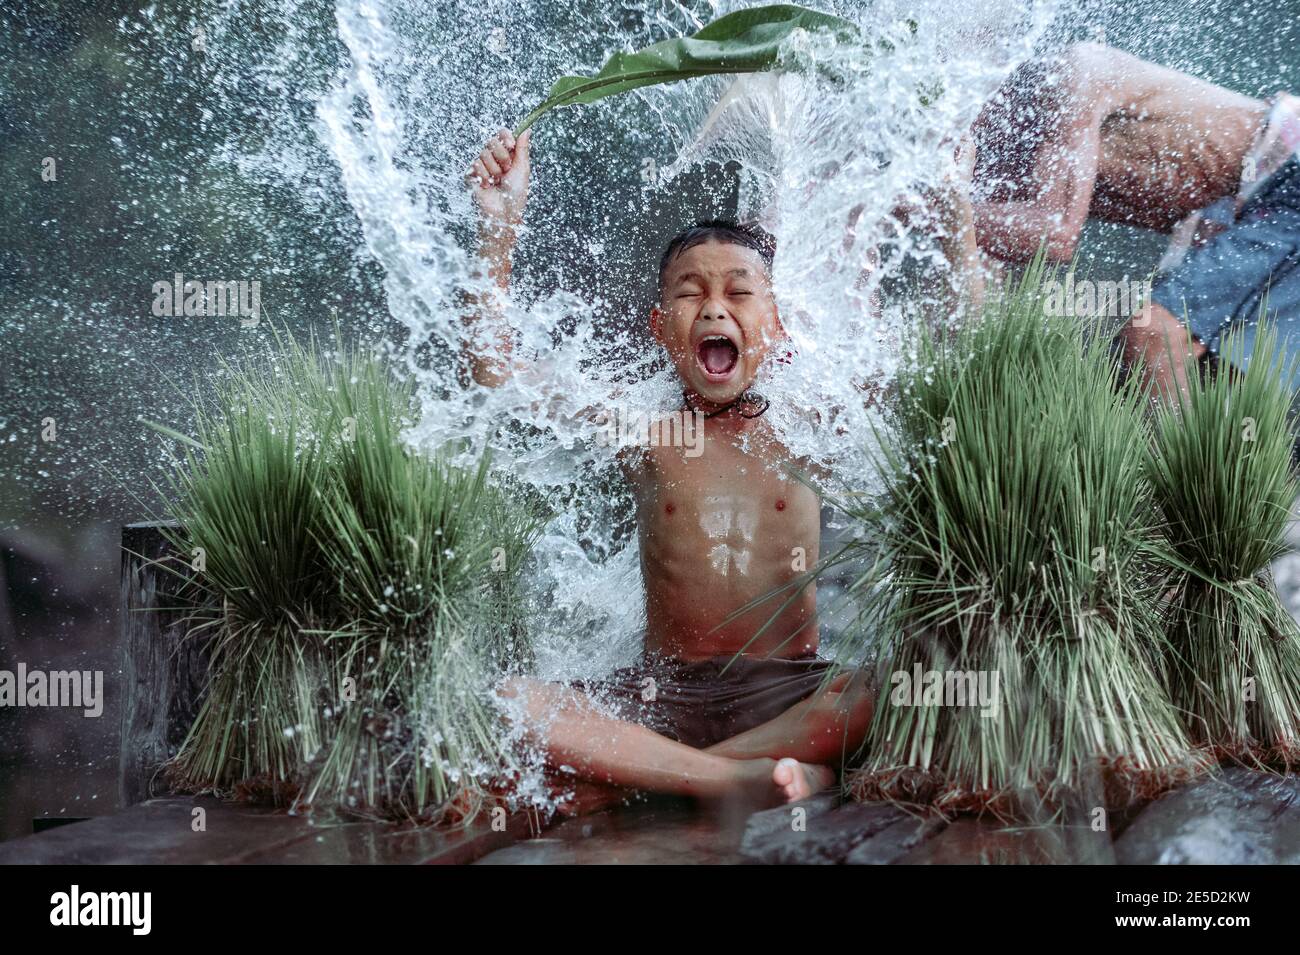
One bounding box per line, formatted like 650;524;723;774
657;219;776;297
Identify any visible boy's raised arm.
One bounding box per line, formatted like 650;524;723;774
464;128;532;387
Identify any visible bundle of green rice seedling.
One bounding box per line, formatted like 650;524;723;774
158;340;338;800
1147;321;1300;764
841;262;1206;818
157;333;543;823
299;357;544;822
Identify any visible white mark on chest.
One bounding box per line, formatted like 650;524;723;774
699;496;758;576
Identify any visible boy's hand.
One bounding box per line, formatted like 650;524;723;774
463;128;531;389
468;128;531;232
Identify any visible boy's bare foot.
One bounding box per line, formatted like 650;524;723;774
772;757;835;803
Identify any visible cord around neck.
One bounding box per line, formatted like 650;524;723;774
683;389;770;420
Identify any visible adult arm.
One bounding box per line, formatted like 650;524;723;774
972;44;1108;263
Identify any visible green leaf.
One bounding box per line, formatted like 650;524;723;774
143;419;206;451
513;4;860;135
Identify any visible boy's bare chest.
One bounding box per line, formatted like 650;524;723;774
631;434;821;562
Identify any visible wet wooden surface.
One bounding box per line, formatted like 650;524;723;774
473;790;1108;865
4;767;1300;863
895;817;1106;865
476;797;757;864
0;796;531;865
475;767;1300;864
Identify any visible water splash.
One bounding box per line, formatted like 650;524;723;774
94;0;1064;812
5;0;1298;832
299;1;1055;688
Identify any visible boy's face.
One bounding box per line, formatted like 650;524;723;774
651;240;783;407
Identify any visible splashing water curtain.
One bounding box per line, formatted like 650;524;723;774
141;0;1057;822
381;0;1044;692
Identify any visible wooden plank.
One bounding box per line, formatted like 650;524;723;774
476;798;750;865
0;797;305;864
236;809;541;865
895;815;1102;864
118;521;208;806
0;796;537;865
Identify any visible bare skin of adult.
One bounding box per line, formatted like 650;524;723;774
972;42;1271;401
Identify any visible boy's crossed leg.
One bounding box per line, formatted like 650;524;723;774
497;669;874;817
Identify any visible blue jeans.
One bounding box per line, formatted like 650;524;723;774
1151;156;1300;388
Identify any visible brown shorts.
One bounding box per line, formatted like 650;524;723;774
570;652;835;749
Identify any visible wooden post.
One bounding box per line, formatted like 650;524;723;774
118;521;208;806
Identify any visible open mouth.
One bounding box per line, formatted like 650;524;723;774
695;334;740;379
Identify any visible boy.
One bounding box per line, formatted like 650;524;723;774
465;126;976;814
973;42;1300;401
